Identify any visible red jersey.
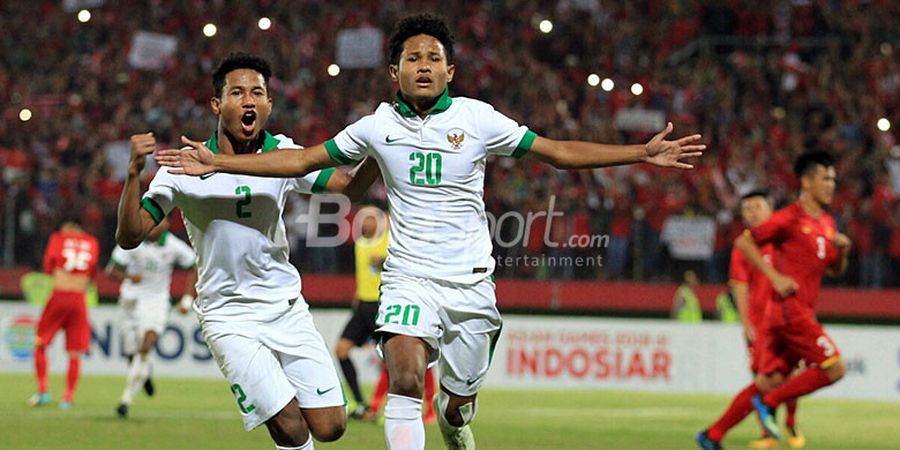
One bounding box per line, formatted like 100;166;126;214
42;231;100;277
749;202;840;326
728;242;775;329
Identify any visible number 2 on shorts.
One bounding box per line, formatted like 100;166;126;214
383;304;421;326
231;383;256;413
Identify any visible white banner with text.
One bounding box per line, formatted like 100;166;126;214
1;302;897;400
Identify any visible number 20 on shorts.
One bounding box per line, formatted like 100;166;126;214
383;304;421;326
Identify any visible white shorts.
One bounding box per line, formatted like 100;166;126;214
376;273;502;396
118;296;169;355
201;298;345;431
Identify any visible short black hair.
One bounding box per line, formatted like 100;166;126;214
793;151;835;178
56;210;82;229
212;52;272;98
388;14;455;65
740;190;770;202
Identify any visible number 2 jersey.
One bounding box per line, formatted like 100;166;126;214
141;131;333;320
748;202;841;327
324;89;535;284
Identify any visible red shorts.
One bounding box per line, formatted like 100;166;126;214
757;316;841;376
36;290;90;352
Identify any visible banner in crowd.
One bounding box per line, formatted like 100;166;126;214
661;215;716;260
2;302;898;401
335;27;384;69
128;31;178;71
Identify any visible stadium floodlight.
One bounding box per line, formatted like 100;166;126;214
601;78;614;92
258;17;272;31
877;118;891;132
203;23;217;37
77;9;91;23
587;74;600;87
19;108;32;122
539;20;553;34
327;64;341;77
630;82;643;96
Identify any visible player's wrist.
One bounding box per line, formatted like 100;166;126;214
127;160;145;176
638;145;652;163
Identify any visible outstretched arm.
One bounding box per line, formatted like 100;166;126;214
156;136;338;178
117;133;161;249
525;122;704;169
341;157;382;202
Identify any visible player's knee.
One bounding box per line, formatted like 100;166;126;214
267;416;308;447
437;390;477;428
335;340;352;359
826;359;846;382
310;420;346;442
389;371;424;398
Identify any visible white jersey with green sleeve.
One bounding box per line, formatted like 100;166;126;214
140;131;334;320
109;232;196;301
324;89;536;284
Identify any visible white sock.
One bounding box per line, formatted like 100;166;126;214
383;394;425;450
120;353;150;405
275;435;313;450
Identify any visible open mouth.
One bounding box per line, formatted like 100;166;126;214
240;111;257;135
415;76;432;88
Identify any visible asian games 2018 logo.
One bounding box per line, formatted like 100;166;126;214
4;315;37;360
447;128;466;150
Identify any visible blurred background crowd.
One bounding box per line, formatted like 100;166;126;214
1;0;898;286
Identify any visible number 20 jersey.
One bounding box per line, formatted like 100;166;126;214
325;91;535;284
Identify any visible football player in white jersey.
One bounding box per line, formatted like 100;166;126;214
107;217;197;418
116;53;378;450
157;16;705;450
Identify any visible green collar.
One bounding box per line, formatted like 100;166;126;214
393;87;452;118
205;130;280;154
146;230;168;246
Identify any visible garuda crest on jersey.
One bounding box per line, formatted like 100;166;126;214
447;128;465;150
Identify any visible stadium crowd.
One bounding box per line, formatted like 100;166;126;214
1;0;898;286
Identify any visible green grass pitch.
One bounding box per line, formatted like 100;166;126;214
2;373;899;449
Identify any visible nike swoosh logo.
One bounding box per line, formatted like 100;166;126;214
465;378;478;386
200;172;217;180
316;386;337;395
385;135;401;143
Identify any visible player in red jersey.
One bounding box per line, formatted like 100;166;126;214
697;191;804;449
29;215;100;409
738;151;849;443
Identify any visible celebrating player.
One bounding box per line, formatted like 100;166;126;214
155;15;704;450
29;215;99;410
116;53;378;449
107;217;197;418
696;191;803;449
699;152;849;449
